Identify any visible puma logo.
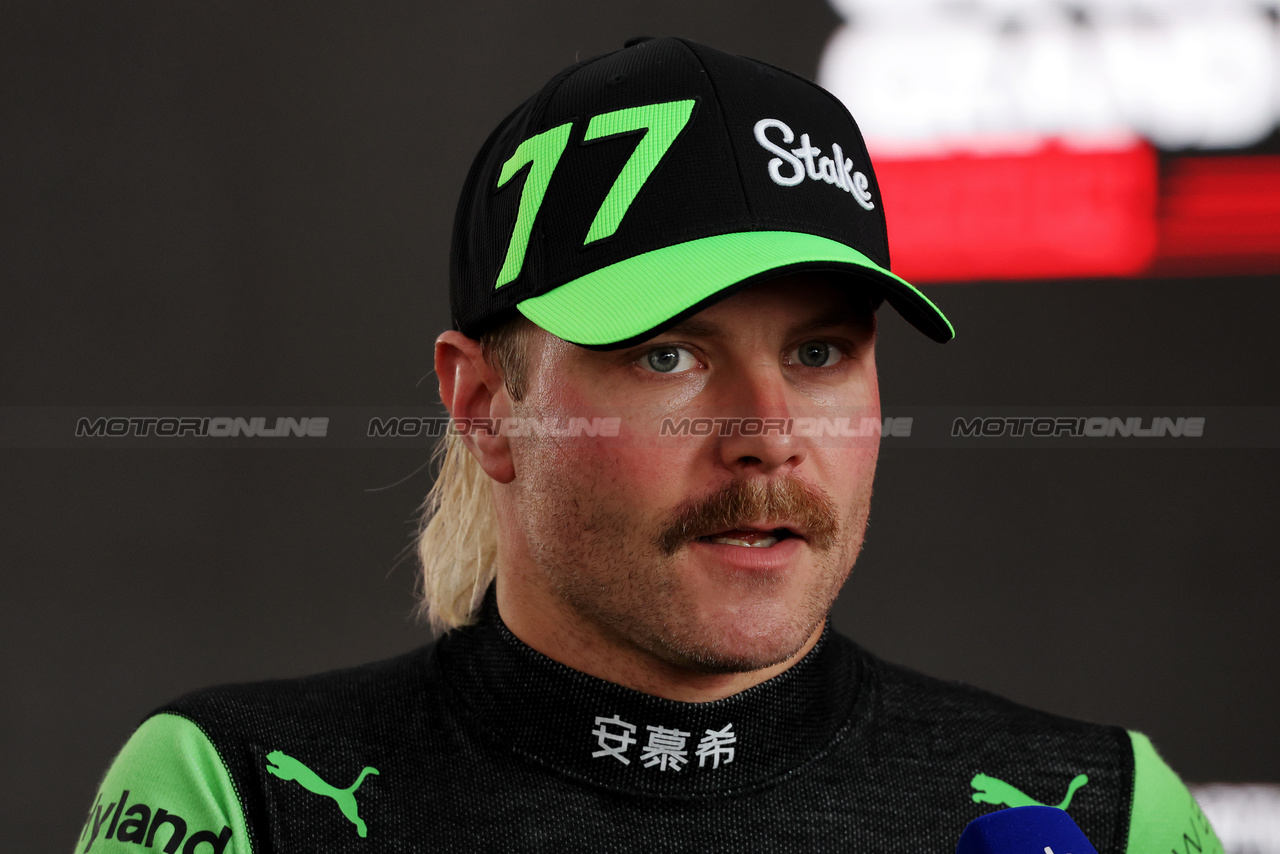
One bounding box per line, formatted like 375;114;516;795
970;772;1089;811
265;750;379;838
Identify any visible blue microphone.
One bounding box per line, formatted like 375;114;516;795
956;806;1099;854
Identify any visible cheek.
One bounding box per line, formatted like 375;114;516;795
511;430;671;508
575;434;694;514
532;386;700;497
814;441;878;527
607;443;695;509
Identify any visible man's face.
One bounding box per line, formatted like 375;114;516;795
499;274;880;674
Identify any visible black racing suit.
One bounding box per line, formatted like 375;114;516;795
76;593;1219;853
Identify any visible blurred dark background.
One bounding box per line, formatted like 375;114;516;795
3;2;1276;850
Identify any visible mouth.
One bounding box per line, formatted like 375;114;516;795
697;527;799;548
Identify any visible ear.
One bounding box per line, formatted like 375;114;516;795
435;330;516;484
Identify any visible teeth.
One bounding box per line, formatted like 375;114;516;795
710;536;778;548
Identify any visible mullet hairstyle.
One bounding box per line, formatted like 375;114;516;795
415;314;534;633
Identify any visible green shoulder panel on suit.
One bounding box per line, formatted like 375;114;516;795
75;713;251;854
1125;731;1222;854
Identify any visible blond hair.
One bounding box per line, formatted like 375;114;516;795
415;316;534;633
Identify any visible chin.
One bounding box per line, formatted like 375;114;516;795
648;598;823;675
652;635;812;676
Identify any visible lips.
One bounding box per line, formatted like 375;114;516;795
698;526;798;548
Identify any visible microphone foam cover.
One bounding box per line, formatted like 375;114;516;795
956;806;1099;854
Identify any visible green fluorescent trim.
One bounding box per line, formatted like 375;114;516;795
494;122;574;289
582;99;696;244
517;230;954;345
1125;731;1223;854
76;713;250;854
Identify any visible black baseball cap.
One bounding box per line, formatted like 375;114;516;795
450;36;954;348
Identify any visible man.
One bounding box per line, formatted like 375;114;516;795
77;37;1218;853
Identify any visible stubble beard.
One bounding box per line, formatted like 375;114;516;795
518;455;875;676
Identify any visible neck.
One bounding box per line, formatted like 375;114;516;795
495;572;824;704
433;590;856;797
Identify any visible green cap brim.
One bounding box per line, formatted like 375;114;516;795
515;231;955;347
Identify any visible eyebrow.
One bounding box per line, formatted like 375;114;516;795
663;317;722;338
663;311;863;340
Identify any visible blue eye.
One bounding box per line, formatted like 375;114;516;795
792;341;842;368
641;346;697;373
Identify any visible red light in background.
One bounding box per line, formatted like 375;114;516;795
873;145;1280;282
1152;155;1280;277
874;143;1159;282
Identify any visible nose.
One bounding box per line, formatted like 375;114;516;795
714;362;807;475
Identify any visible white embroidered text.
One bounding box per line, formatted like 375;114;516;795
753;118;876;210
